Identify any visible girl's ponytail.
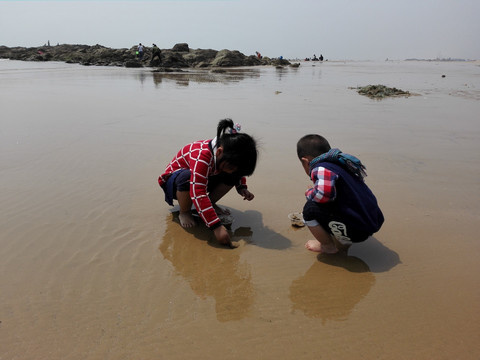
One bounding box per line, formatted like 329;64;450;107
217;118;235;139
215;118;257;177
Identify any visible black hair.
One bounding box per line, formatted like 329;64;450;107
296;134;331;159
216;118;257;176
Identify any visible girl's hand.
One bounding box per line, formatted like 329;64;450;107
213;225;233;247
239;188;255;201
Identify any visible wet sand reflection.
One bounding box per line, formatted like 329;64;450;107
289;237;400;321
158;207;294;321
159;211;254;322
152;68;261;87
289;255;374;322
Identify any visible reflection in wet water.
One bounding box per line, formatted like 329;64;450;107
159;212;254;322
136;71;148;85
158;207;294;321
289;237;400;321
289;256;374;322
151;68;261;87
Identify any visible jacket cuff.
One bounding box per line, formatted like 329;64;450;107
209;221;222;231
236;184;247;194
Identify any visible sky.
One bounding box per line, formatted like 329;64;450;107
1;0;479;61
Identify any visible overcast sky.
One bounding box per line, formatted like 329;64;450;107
1;0;479;60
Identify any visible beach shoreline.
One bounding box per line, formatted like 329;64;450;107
1;59;479;359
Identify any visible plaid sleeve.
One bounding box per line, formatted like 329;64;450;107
305;166;338;203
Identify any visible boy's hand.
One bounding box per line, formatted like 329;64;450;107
239;188;255;201
213;225;234;247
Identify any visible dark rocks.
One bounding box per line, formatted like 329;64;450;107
160;52;189;68
0;44;132;67
211;49;246;67
0;43;291;68
152;67;185;73
124;60;143;68
183;49;218;68
171;43;189;52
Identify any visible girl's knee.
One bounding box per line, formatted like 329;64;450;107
174;170;191;192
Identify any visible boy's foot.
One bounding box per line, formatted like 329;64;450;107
179;211;196;228
305;240;338;254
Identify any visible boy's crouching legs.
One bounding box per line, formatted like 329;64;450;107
303;200;343;254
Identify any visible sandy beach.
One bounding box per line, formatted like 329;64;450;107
1;59;479;359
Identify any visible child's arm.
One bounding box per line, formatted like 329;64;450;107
236;177;254;200
306;166;338;203
239;188;254;201
189;150;223;229
213;225;234;248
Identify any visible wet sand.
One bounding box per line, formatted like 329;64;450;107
1;59;479;359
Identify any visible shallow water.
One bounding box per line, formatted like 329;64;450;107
1;59;479;359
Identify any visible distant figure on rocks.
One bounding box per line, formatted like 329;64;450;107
256;51;262;59
319;54;324;61
151;43;162;63
137;43;144;60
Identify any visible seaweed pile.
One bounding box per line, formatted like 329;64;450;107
356;84;410;99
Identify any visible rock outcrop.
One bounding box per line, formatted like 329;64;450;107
0;43;291;68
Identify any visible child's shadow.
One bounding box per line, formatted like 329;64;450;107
320;236;401;273
228;209;292;250
170;207;292;250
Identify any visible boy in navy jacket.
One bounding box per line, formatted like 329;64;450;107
297;134;384;254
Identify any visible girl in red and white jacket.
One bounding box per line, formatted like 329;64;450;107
158;119;258;247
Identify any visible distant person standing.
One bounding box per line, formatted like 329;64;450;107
319;54;324;61
137;43;144;60
151;43;162;63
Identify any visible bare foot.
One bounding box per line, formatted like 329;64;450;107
213;204;231;216
305;240;338;254
179;211;196;228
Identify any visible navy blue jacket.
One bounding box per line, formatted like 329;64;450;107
317;161;384;234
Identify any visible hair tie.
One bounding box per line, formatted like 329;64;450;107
228;123;241;134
